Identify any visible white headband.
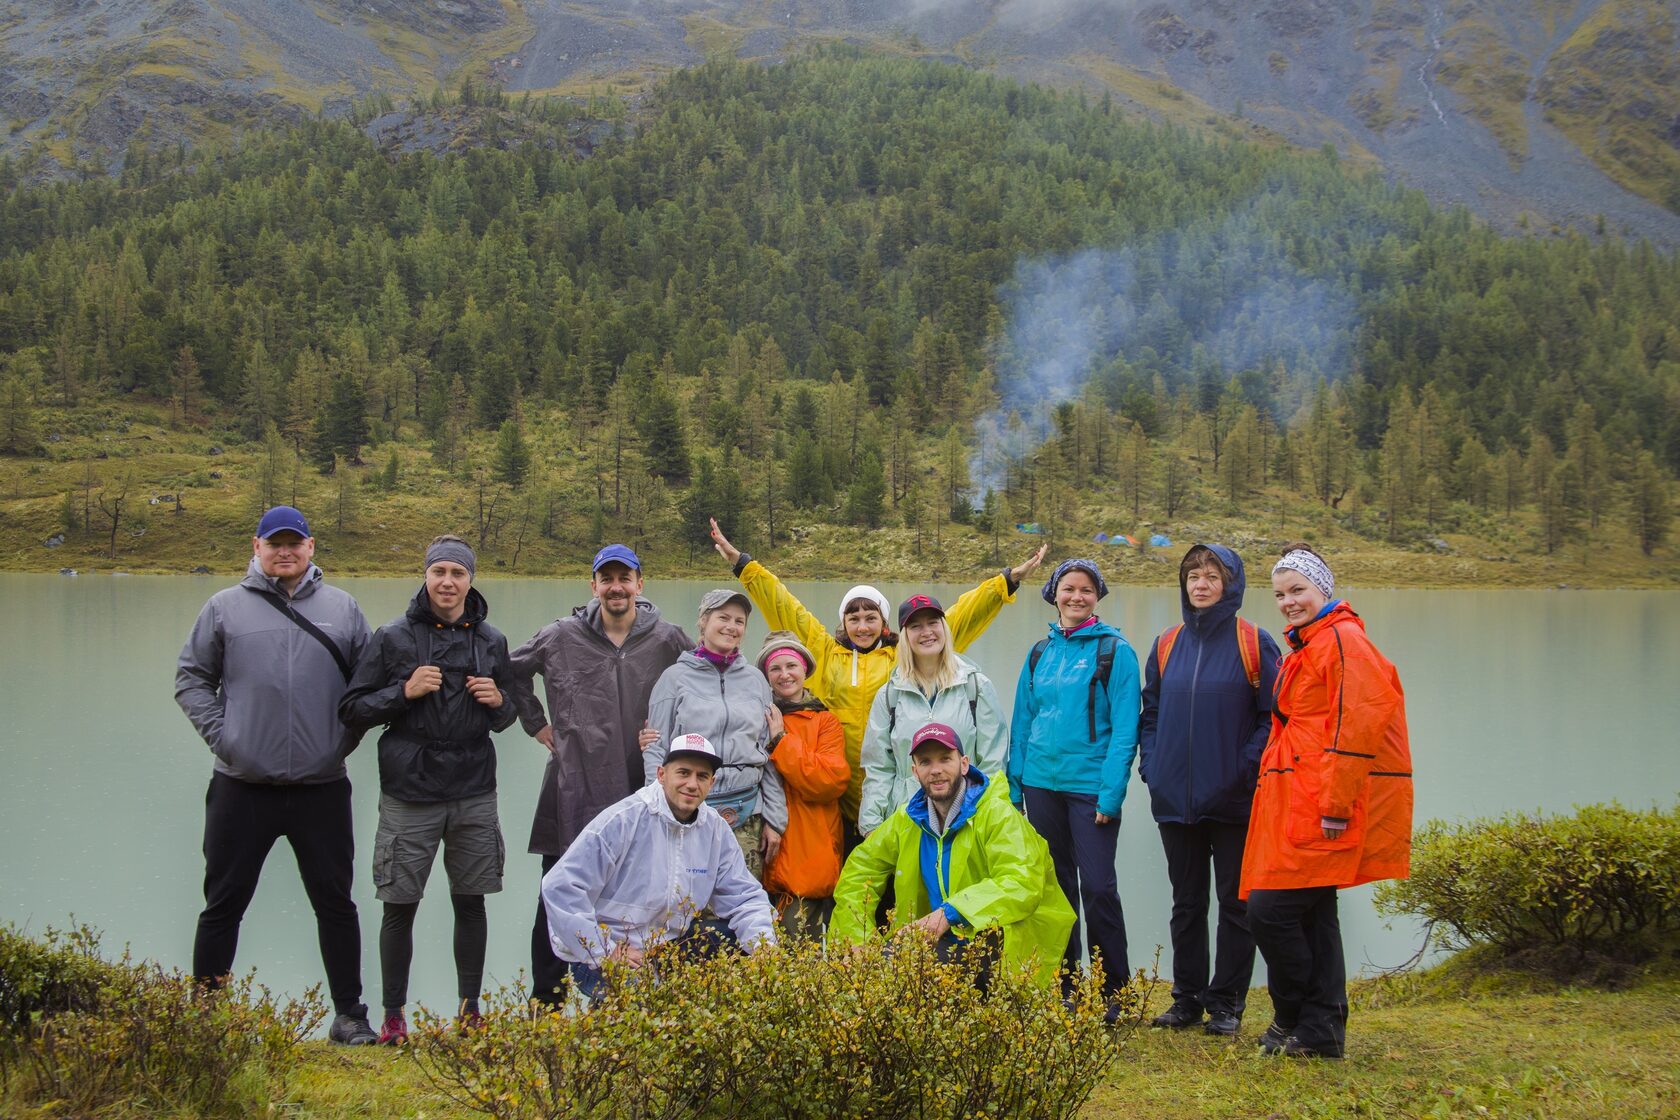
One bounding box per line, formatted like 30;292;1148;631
1273;550;1333;599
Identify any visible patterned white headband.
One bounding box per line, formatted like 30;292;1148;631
1272;550;1334;599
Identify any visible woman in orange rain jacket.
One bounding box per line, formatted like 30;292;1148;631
1239;543;1412;1060
756;630;851;938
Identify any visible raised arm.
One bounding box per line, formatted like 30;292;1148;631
946;543;1048;652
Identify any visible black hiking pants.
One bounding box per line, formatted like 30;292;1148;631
193;772;364;1015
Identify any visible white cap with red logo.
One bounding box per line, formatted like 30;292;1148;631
665;732;722;768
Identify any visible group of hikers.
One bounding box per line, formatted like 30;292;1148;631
175;504;1412;1061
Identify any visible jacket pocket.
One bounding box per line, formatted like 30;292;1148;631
1284;753;1363;850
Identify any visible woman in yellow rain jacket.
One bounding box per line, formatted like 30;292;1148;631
708;518;1046;831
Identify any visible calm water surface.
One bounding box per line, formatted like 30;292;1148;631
4;572;1679;1011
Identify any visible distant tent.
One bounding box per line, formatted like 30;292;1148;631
1093;532;1110;544
1015;522;1045;535
1121;534;1138;547
1150;534;1172;548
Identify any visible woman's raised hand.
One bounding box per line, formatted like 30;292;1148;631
1009;543;1050;584
709;517;741;566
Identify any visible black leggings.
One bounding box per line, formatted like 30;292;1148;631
380;893;487;1011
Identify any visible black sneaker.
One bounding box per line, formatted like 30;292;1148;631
1257;1021;1290;1053
328;1005;378;1046
1204;1011;1241;1036
1150;1000;1204;1030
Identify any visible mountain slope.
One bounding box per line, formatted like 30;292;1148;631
1;0;1676;245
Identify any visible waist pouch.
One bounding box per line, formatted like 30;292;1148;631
707;783;760;828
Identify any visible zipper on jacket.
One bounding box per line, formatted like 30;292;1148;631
1186;635;1206;820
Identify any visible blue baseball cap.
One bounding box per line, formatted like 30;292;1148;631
591;544;642;573
255;505;311;540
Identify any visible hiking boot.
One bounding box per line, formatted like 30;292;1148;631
1204;1011;1241;1036
377;1010;408;1046
328;1006;378;1046
1258;1021;1290;1053
1150;1000;1204;1030
1280;1035;1343;1060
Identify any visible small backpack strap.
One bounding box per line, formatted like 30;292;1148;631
1028;637;1049;678
1237;618;1261;691
966;672;979;729
1155;624;1182;679
886;682;897;735
1087;635;1116;742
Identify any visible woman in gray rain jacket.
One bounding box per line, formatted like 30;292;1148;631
645;588;783;879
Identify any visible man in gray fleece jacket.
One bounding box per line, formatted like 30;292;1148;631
175;506;377;1045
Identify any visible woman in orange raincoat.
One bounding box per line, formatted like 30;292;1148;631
756;630;851;938
1240;543;1412;1060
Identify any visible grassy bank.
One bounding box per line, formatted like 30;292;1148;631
259;957;1680;1119
4;404;1675;589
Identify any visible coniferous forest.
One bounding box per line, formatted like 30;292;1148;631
0;50;1675;577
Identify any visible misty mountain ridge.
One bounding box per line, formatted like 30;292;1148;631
2;0;1677;246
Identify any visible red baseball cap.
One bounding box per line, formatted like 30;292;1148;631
910;722;964;755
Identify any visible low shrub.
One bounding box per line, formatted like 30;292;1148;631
413;933;1146;1120
0;923;118;1035
0;924;324;1117
1374;802;1680;954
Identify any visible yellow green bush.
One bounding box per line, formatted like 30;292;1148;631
0;925;324;1117
1374;803;1680;953
413;933;1145;1120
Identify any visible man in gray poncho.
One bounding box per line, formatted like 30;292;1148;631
505;544;690;1009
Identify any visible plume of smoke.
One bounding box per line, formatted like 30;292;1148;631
969;190;1360;499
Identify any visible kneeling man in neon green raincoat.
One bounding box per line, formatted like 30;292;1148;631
828;721;1075;986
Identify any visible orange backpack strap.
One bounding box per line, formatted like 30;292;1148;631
1236;618;1261;691
1155;624;1182;677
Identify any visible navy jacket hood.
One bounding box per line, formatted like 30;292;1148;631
1180;543;1246;635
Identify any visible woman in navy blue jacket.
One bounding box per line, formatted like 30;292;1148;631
1139;543;1280;1037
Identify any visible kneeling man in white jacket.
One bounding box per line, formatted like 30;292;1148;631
541;732;777;999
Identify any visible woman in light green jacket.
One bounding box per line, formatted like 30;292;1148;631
856;594;1007;835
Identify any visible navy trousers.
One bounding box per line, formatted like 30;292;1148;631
1157;820;1255;1016
1247;886;1347;1053
1024;786;1130;994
